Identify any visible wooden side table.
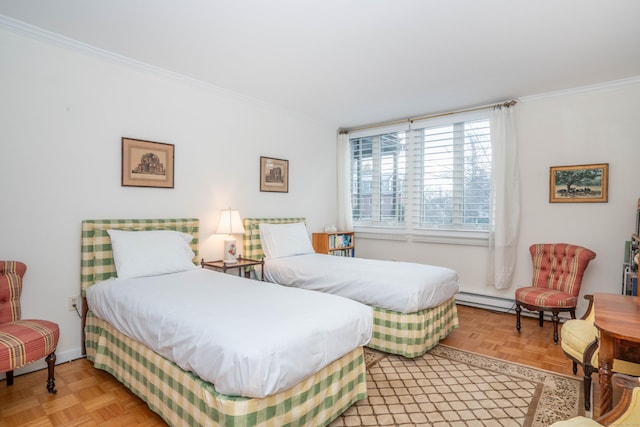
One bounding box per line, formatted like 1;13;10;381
593;293;640;416
200;256;264;281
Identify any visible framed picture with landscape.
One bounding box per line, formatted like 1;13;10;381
122;137;175;188
549;163;608;203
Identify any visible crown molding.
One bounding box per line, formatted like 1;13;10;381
0;13;326;125
2;16;137;66
0;14;214;86
519;76;640;102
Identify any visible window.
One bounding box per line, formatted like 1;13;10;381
351;130;406;227
350;111;491;237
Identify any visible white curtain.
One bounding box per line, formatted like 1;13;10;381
336;132;354;231
487;103;520;289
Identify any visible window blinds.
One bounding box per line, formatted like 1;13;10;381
410;117;491;230
349;110;491;232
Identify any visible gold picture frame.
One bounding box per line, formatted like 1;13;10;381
122;137;175;188
549;163;608;203
260;156;289;193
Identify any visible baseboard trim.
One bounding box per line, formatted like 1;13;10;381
455;292;516;313
0;347;85;381
455;291;573;321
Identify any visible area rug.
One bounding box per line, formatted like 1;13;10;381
330;345;584;426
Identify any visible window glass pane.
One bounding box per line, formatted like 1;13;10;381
380;133;406;224
417;119;490;230
421;124;455;226
463;120;491;226
351;137;373;222
351;131;406;226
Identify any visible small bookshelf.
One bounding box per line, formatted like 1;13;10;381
622;215;640;295
312;232;355;257
623;265;638;296
622;234;640;296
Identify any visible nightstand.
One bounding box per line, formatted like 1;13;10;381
200;256;264;281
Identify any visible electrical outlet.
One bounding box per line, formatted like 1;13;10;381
68;296;79;312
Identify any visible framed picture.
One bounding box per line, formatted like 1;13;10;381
260;156;289;193
122;137;174;188
549;163;608;203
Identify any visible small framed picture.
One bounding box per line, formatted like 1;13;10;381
549;163;608;203
260;156;289;193
122;137;174;188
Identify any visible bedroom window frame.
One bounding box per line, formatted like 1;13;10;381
349;111;492;244
350;126;407;230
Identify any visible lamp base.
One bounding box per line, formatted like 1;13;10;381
223;239;238;264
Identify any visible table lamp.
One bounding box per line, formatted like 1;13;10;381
216;208;245;264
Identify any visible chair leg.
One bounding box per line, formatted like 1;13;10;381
584;364;594;411
6;370;13;386
551;311;560;344
539;311;544;327
515;303;522;332
45;352;57;394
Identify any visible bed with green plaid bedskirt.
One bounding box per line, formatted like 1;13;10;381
368;297;458;358
85;313;366;427
81;218;367;426
242;217;459;358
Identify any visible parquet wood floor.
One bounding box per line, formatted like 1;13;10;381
0;305;598;426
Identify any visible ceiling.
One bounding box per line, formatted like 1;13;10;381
1;1;639;129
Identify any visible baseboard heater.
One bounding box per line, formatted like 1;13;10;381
454;291;572;321
455;292;515;313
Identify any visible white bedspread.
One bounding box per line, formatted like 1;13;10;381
86;269;372;398
264;254;459;313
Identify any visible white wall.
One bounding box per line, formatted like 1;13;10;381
357;80;640;316
0;28;338;368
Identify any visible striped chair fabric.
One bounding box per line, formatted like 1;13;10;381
515;244;596;344
0;261;60;393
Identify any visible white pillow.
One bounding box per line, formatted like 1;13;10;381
259;222;315;259
107;229;197;279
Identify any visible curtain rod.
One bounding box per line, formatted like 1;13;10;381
338;100;517;134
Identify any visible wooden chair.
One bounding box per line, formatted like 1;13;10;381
549;373;640;426
0;261;60;393
515;243;596;344
561;294;640;411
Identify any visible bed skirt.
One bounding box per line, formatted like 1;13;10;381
85;312;367;427
367;297;459;358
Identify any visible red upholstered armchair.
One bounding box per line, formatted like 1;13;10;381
0;261;60;393
515;244;596;344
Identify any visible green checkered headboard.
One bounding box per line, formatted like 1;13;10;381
81;218;199;296
242;217;306;261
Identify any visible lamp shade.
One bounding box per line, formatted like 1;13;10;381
216;209;245;235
